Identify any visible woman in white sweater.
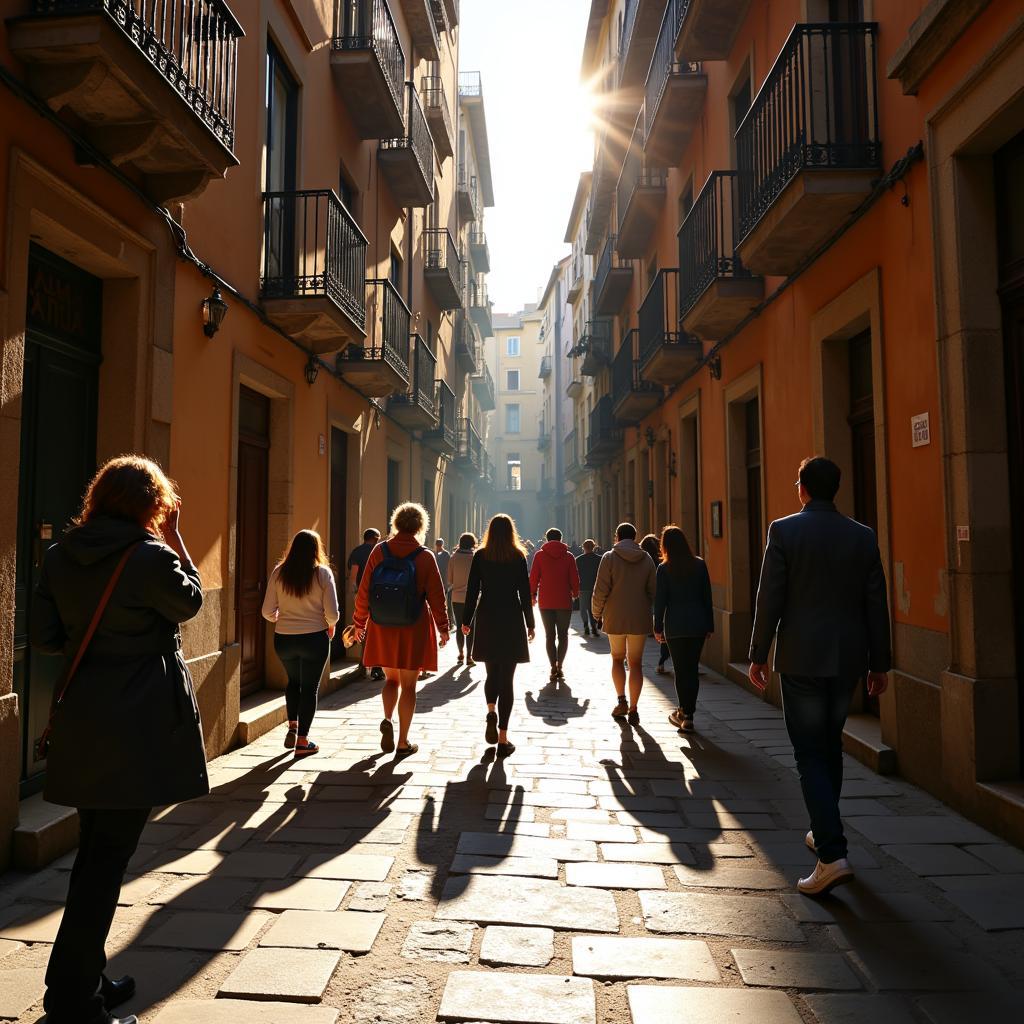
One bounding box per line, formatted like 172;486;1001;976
261;529;340;756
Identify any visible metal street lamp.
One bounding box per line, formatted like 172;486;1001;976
201;286;228;338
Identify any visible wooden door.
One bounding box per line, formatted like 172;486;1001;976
15;245;100;793
236;387;270;696
848;331;878;533
329;427;348;661
745;398;763;618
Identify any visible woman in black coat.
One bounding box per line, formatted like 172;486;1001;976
462;514;535;757
31;455;207;1024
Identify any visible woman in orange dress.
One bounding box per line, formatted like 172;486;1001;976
353;502;450;755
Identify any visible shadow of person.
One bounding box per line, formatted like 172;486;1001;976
523;676;590;728
414;664;480;714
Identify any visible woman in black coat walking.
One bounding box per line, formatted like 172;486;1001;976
462;514;535;757
31;455;207;1024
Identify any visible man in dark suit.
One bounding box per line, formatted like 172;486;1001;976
748;457;891;896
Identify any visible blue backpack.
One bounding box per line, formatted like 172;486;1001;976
368;543;426;626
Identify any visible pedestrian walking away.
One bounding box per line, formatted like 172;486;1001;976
434;537;453;635
591;522;657;724
653;525;714;734
575;539;601;636
529;527;579;682
354;503;450;757
462;513;536;757
448;533;478;666
30;455;207;1024
640;533;673;675
262;529;341;758
348;527;383;680
749;456;891;897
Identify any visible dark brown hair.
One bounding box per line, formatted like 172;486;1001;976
799;456;841;501
277;529;330;598
640;533;662;564
660;524;698;576
480;514;527;562
75;454;179;531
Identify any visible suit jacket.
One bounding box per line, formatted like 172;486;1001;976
749;500;892;678
463;551;535;663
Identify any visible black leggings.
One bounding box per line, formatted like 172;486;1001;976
452;601;474;655
665;635;705;715
539;608;571;667
484;660;517;729
275;629;330;735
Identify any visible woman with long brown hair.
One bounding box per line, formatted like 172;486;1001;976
462;514;535;756
640;533;672;676
262;529;340;757
31;454;206;1024
653;525;714;732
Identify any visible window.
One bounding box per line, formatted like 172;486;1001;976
506;369;520;391
506;454;522;491
678;179;693;228
506;404;521;434
506;336;521;357
390;250;403;290
386;458;401;520
338;164;357;215
729;64;753;166
266;41;298;194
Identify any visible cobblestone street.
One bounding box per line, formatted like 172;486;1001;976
2;632;1024;1023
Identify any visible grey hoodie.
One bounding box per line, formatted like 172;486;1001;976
591;539;657;635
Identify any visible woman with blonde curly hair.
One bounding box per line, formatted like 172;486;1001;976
31;454;206;1024
353;502;449;756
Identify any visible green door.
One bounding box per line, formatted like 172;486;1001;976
14;245;101;795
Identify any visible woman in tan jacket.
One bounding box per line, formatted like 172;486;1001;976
447;532;477;667
591;522;657;723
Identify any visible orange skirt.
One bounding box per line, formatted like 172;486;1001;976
362;606;438;672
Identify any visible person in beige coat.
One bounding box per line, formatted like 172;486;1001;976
592;522;657;723
447;533;478;667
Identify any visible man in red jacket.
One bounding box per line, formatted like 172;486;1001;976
530;527;580;683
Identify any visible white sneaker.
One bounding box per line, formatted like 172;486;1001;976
797;858;853;896
805;830;815;851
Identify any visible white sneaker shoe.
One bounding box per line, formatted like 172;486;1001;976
805;830;815;851
797;858;853;896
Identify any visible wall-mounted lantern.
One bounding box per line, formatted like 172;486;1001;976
201;286;228;338
304;355;319;385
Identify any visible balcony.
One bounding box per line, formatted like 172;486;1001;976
565;429;587;483
379;84;434;207
578;318;612;377
457;168;480;223
335;279;411;396
675;0;752;61
260;189;367;354
422;379;457;454
423;228;462;310
400;0;440;60
612;330;661;424
585;395;622;467
567;256;584;303
538;355;552;380
617;121;666;258
468;229;490;273
455;417;482;473
480;450;495;489
471;356;495;411
454;312;478;374
444;0;458;26
637;269;703;386
9;0;242;204
618;0;665;90
593;234;633;316
585;134;614;255
566;377;583;400
679;170;764;339
644;4;705;169
537;428;550;453
421;73;454;160
389;334;438;429
469;279;492;337
331;0;406;140
736;23;882;276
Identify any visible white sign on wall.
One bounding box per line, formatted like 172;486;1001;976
911;412;930;448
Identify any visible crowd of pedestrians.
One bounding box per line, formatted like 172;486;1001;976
26;451;892;1022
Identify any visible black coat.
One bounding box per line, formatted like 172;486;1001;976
31;516;209;809
749;500;892;678
462;551;535;663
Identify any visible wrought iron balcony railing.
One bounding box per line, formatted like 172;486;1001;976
336;278;410;382
471;355;495;411
333;0;405;117
421;72;454;157
423;378;456;453
612;329;661;414
644;0;702;141
458;69;482;97
736;22;881;242
638;268;680;366
379;82;435;204
456;417;482;470
390;333;437;419
539;355;552;380
586;395;621;464
577;318;613;377
423;228;461;310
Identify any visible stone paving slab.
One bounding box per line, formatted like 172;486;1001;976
449;854;559;879
456;832;598;862
140;910;270;951
572;935;720;981
151;999;339;1023
941;885;1024;930
881;844;992;876
673;865;788;889
250;878;351;911
964;843;1024;872
0;906;67;943
479;926;554;966
489;791;597;808
437;970;596;1024
259;910;385;952
301;851;395;881
401;920;476;963
803;994;918;1024
848;816;998;846
218;947;341;1003
566;822;638;843
780;890;953;923
146;875;254;909
565;862;667;889
732;948;861;989
626;985;802;1023
600;842;696;865
435;875;619;932
640;891;805;941
0;939;24;961
0;968;45;1019
916;992;1024;1023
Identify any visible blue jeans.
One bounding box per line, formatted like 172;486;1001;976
578;589;596;632
780;674;858;864
275;630;330;735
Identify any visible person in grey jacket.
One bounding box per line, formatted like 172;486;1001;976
575;539;601;635
749;457;891;897
591;523;657;723
653;526;714;733
31;455;207;1024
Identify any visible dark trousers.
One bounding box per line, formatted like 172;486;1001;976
44;807;150;1022
484;661;517;728
665;635;704;714
578;590;596;632
452;601;474;656
780;673;858;864
540;608;571;667
275;630;330;735
658;641;671;666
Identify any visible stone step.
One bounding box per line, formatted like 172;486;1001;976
12;793;78;871
843;713;897;775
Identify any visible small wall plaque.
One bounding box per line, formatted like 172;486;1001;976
318;433;326;456
711;501;723;538
911;412;930;447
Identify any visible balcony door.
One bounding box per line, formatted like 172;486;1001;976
265;41;298;286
